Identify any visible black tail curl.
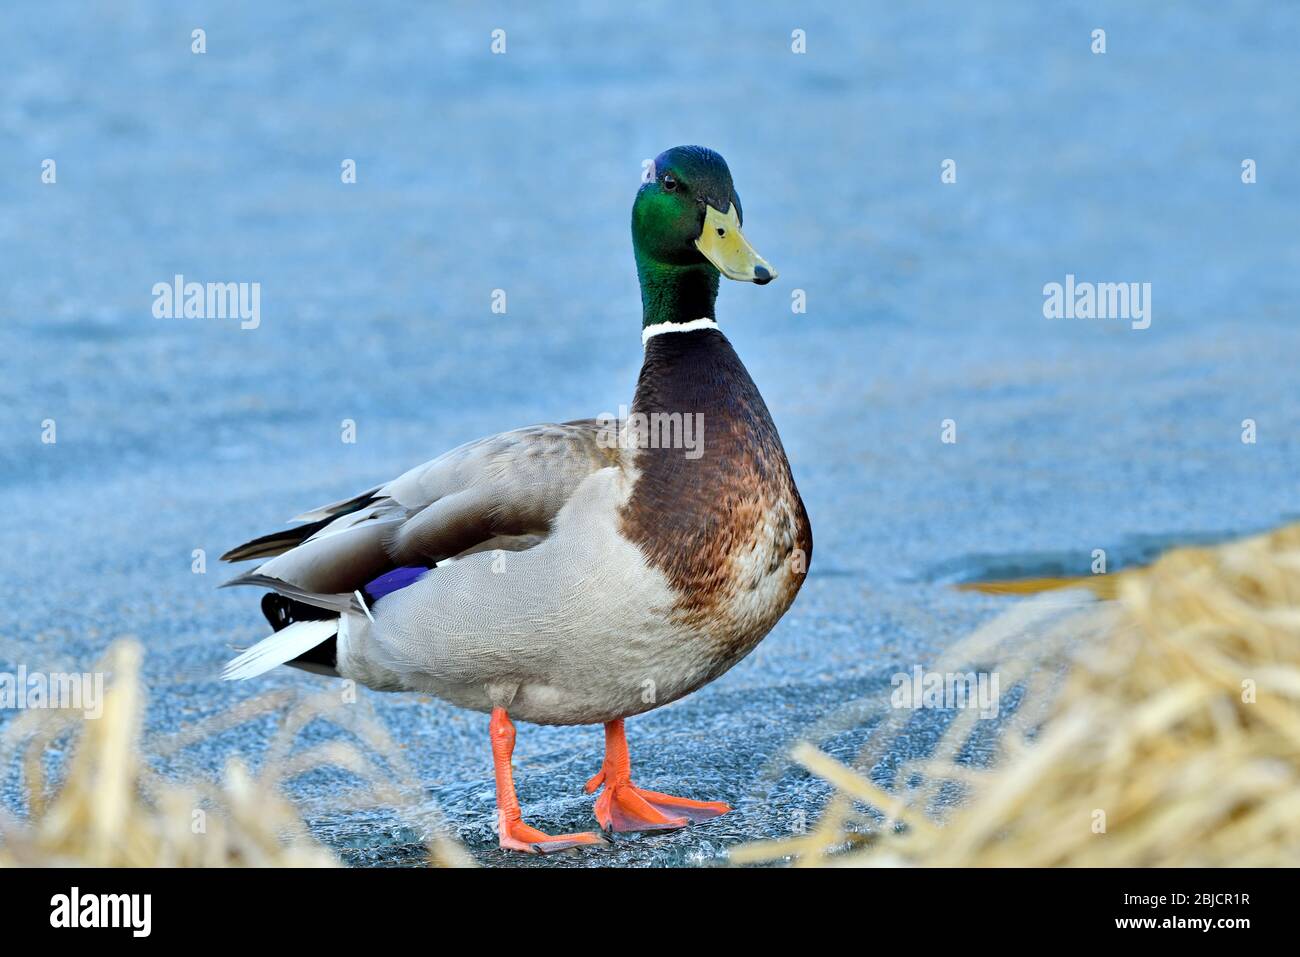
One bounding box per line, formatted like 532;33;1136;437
261;593;338;671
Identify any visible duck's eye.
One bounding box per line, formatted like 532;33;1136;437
661;173;678;192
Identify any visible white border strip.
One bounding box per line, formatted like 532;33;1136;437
642;318;719;345
354;590;375;623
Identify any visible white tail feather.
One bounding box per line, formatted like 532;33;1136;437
222;619;337;681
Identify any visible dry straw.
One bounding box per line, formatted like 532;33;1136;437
0;641;471;867
736;524;1300;867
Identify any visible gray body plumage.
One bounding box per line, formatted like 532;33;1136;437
226;421;733;724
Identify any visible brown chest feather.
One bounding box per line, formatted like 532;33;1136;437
619;329;813;659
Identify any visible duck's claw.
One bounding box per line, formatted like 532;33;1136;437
593;783;730;833
498;811;607;854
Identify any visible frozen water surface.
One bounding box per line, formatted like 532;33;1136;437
2;2;1298;865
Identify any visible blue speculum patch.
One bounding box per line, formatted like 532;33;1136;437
365;566;431;601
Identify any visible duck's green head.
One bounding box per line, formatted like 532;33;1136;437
632;146;776;327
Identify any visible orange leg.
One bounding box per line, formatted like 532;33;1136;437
490;708;605;853
584;718;731;833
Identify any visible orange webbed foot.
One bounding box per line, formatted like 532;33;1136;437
586;775;730;833
490;707;605;854
585;720;731;834
497;811;607;854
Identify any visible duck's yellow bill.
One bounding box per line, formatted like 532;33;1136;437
695;204;776;284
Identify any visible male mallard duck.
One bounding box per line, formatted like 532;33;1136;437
221;146;813;852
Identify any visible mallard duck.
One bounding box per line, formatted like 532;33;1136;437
221;146;813;853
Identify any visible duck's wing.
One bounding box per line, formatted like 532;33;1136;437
221;419;622;602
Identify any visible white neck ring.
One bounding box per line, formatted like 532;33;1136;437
642;318;719;346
